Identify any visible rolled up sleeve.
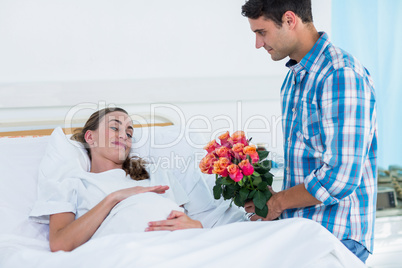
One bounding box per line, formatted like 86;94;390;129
304;67;374;205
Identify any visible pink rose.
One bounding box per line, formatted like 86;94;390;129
227;164;243;182
238;159;254;176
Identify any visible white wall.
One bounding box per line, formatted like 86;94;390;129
0;0;279;82
312;0;332;36
0;0;332;165
0;0;331;83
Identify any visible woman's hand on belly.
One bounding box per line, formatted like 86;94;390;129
145;210;203;231
111;185;169;204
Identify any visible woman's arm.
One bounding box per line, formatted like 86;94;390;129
49;185;169;252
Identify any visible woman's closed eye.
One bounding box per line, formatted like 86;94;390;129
110;126;132;139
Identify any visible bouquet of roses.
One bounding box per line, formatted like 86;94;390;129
199;131;274;218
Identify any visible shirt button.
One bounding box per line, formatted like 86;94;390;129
286;167;290;172
292;108;296;113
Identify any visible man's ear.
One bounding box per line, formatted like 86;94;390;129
84;130;95;146
282;11;297;29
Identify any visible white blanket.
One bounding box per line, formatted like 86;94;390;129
0;218;365;268
92;192;184;238
0;134;366;267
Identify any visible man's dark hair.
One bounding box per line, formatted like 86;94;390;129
241;0;313;27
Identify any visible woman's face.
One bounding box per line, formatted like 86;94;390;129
86;111;134;164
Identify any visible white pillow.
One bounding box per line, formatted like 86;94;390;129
37;125;194;174
35;125;210;203
39;127;90;178
0;136;49;240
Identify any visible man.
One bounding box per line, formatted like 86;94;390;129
242;0;377;263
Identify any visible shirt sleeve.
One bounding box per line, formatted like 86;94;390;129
304;67;376;206
29;178;82;224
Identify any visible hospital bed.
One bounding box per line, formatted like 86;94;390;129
0;119;366;268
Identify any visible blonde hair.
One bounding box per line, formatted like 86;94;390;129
71;107;149;181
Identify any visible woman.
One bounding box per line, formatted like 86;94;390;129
36;107;202;252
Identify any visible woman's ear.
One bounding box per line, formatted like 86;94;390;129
84;130;95;146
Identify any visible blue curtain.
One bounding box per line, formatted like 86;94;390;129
331;0;402;168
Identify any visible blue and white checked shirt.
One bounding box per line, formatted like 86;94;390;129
280;32;377;252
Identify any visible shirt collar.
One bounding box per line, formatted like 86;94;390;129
285;32;330;74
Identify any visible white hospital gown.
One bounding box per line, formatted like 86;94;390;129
30;165;189;237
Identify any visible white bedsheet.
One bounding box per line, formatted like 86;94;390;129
0;218;365;268
0;134;366;267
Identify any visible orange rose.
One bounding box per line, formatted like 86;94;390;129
243;145;259;163
230;131;248;146
204;140;220;153
215;146;231;159
218;131;231;147
232;143;246;160
199;153;217;174
212;157;230;177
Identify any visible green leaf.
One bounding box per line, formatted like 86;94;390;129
257;150;269;160
213;185;222;199
239;188;249;202
252;171;261;177
267;176;273;187
234;194;245;207
221;177;234;185
252;176;262;187
259;160;272;169
223;184;236;199
253;191;267;210
248;189;256;199
255;204;268;218
254;166;267;174
263;189;272;200
257;181;268;191
261;172;274;186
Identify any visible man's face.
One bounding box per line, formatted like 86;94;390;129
248;16;294;61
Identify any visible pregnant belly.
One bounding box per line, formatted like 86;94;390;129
92;192;183;239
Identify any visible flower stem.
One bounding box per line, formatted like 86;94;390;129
248;176;255;190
